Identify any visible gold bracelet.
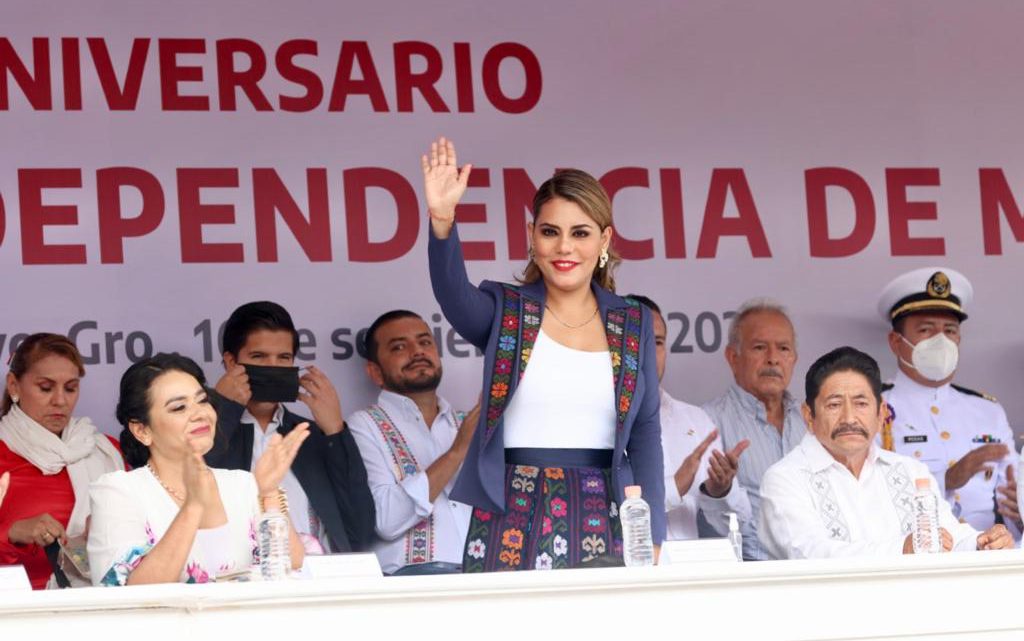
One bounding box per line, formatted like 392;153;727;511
261;487;289;517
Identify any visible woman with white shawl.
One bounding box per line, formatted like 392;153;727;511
0;333;124;588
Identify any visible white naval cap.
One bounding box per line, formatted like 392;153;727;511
877;267;973;325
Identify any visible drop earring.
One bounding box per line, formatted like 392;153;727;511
598;249;609;269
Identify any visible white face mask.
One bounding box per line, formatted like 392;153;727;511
901;333;959;382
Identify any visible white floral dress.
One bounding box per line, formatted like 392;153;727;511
87;467;260;586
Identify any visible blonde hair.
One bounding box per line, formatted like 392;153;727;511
518;169;621;292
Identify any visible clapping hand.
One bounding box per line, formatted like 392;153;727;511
183;438;218;512
675;430;718;497
254;422;310;497
422;136;472;239
996;466;1022;528
703;439;751;498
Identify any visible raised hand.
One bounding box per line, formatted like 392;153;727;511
674;429;718;497
298;366;344;435
254;421;310;496
215;364;251;407
421;136;472;239
703;439;751;498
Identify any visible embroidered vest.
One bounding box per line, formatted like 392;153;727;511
483;284;643;444
366;405;465;566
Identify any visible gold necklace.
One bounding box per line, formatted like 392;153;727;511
147;462;185;504
544;304;599;329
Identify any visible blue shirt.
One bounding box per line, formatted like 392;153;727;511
703;382;805;560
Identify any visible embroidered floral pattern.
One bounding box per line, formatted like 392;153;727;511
185;561;211;584
463;464;622;572
99;522;158;587
607;301;643;431
365;405;437;565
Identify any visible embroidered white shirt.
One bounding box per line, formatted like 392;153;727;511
760;432;979;559
347;390;472;574
660;389;751;540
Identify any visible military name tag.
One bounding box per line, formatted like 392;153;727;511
904;435;928;444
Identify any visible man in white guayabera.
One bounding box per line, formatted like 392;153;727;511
878;268;1020;541
759;346;1013;559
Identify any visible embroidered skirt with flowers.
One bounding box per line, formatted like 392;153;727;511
463;451;622;572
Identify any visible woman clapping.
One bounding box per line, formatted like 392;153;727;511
88;354;307;585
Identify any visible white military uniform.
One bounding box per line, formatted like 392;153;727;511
884;371;1016;533
878;266;1020;538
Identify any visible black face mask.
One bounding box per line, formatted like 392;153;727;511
244;364;300;403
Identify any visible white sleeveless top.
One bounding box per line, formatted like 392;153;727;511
502;329;617;449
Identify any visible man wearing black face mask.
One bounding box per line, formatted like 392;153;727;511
878;268;1020;540
204;301;375;553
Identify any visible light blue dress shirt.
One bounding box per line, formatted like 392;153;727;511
703;382;806;560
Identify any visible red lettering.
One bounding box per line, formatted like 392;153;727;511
328;41;388;112
276;40;323;112
216;38;272;111
87;38;150;110
805;167;876;258
97;167;165;264
253;168;332;262
18;169;85;265
158;39;209;111
177;168;243;262
454;168;495;260
0;37;52;110
980;168;1024;255
343;168;418;262
453;42;474;113
503;168;537;260
660;169;686;259
886;168;944;256
482;43;542;114
61;38;82;110
601;167;654;260
394;41;449;113
696;169;771;258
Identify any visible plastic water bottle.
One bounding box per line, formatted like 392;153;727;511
258;506;291;579
911;478;942;554
727;512;743;562
620;485;654;567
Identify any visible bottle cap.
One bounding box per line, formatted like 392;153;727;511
915;478;931;490
624;485;642;499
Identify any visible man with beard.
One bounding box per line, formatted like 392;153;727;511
703;300;805;559
206;301;376;554
759;346;1012;559
348;310;477;574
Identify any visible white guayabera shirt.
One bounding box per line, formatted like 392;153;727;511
759;433;979;560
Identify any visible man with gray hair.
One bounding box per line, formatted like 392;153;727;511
703;299;805;559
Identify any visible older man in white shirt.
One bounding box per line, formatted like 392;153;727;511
760;346;1012;559
348;310;477;574
631;295;750;540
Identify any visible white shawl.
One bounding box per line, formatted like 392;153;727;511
0;404;124;537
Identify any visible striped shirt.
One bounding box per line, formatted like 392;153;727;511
703;382;806;560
